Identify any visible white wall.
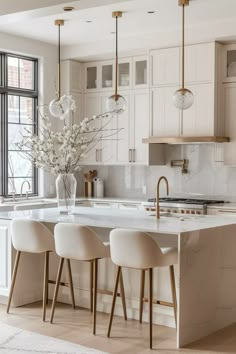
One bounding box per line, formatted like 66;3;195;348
0;32;58;197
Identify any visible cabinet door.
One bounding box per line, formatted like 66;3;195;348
101;60;115;91
118;58;132;90
151;48;180;86
185;43;215;84
132;90;149;164
151;87;180;137
83;94;101;164
114;92;131;164
223;84;236;165
133;56;148;89
222;44;236;83
70;61;83;92
182;84;215;136
84;63;99;92
0;225;10;292
68;92;83;125
100;93;115;164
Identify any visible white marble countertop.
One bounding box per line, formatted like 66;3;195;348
207;203;236;210
0;206;236;235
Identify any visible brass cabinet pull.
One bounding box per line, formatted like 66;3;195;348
132;149;136;163
129;149;132;163
96;149;99;162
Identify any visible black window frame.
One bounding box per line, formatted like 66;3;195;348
0;53;39;197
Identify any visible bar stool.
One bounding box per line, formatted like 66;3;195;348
107;229;178;349
50;223;127;335
7;219;75;321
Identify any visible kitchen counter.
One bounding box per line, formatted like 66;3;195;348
0;206;236;234
1;207;236;348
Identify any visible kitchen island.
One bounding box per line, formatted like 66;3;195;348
0;206;236;348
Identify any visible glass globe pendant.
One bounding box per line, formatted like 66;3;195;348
106;11;126;115
173;0;193;110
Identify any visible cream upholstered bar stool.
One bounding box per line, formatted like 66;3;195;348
50;223;127;335
7;219;75;321
107;229;178;349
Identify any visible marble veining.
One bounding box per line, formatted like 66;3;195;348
0;323;108;354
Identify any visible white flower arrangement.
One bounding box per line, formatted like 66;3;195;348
16;95;122;175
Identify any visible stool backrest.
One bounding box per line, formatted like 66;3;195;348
54;223;107;261
110;229;163;269
11;219;54;253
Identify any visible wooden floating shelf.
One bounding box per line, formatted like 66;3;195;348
142;136;230;144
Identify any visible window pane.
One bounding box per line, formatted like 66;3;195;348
8;177;32;195
8;95;19;123
8;123;33;150
8;56;19;88
20;59;34;90
8;151;33;178
20;96;33;124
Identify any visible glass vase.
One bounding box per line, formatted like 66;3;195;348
56;173;77;214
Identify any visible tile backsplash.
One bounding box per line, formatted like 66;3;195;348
78;144;236;201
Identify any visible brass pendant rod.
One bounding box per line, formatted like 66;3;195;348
181;4;185;90
115;15;118;99
58;23;61;99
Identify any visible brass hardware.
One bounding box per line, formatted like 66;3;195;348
129;149;132;162
156;176;169;219
132;149;136;162
54;19;64;26
171;159;188;174
112;11;123;18
178;0;189;6
63;6;74;11
142;136;230;144
169;265;178;326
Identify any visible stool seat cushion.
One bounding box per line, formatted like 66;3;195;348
110;229;178;269
11;219;54;253
54;223;110;261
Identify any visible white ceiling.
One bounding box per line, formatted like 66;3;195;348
1;0;236;60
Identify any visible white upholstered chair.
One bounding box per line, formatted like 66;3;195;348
50;223;127;335
7;219;75;321
107;229;178;349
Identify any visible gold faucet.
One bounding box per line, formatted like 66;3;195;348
156;176;169;219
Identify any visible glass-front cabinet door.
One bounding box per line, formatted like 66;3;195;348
101;61;114;90
133;56;148;88
118;58;132;90
223;45;236;83
84;63;98;92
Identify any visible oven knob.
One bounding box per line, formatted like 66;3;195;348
186;210;190;214
167;209;171;213
196;211;201;215
173;210;177;213
181;210;185;214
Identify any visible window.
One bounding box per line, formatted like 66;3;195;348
0;54;38;197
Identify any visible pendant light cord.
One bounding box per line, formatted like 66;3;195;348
182;4;185;90
115;15;118;99
58;23;61;99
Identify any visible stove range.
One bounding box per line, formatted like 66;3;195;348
143;198;226;215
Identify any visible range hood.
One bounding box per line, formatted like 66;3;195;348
142;136;230;145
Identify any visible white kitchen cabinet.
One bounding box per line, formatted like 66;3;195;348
131;90;149;164
222;83;236;165
222;44;236;83
0;223;11;295
150;47;180;87
181;84;215;136
83;93;101;164
151;87;180;137
118;58;132;90
185;43;215;84
84;62;99;92
99;92;115;164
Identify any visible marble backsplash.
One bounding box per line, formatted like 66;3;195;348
78;144;236;201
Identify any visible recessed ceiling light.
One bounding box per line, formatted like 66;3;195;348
111;31;115;34
86;20;93;23
147;11;156;14
63;6;74;11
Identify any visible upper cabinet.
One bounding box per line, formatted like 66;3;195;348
150;47;180;86
222;44;236;83
133;56;149;88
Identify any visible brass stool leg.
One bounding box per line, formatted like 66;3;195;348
50;257;64;323
66;259;76;309
149;268;153;349
107;266;121;337
45;252;49;305
93;259;98;335
139;269;145;323
119;268;127;320
7;251;21;314
43;251;50;321
169;265;177;327
90;261;94;312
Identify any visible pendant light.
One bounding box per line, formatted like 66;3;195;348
106;11;126;114
173;0;193;110
49;19;70;118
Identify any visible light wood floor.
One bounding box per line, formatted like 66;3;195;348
0;302;236;354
